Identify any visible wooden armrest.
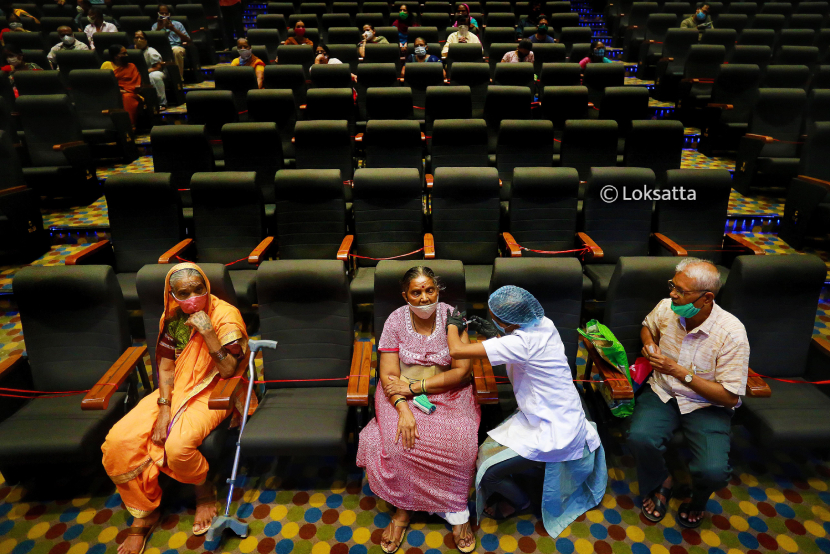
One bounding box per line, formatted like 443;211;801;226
652;233;688;256
580;336;634;400
724;233;765;255
745;368;771;397
587;102;594;108
681;78;713;83
291;136;296;143
425;174;433;188
812;336;830;359
502;232;522;257
658;57;673;62
398;77;405;82
158;238;194;264
0;354;26;383
209;351;251;410
102;108;126;115
52;140;85;152
354;133;363;143
66;240;112;265
576;232;603;261
744;133;773;143
797;175;830;191
347;340;372;406
471;338;498;404
420;132;425;143
424;233;435;259
82;346;148;410
299;104;307;110
707;103;733;109
248;236;275;265
337;234;354;261
0;185;29;197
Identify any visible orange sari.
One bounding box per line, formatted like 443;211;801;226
101;61;142;126
101;262;249;518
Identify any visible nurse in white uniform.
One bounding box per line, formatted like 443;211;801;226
445;286;607;537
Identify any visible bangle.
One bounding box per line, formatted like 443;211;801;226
209;346;228;362
157;397;171;406
393;397;406;408
408;381;416;395
421;379;427;394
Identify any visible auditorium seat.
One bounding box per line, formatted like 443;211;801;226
583;62;625;107
366;87;414;121
348;168;429;304
774;46;820;70
186;90;239;158
0;265;142;482
701;28;737;61
653;29;703;101
55;50;102;81
598;86;649;138
493;62;535;91
531;43;567;74
624;120;684;186
327;44;359;72
263;65;307;107
425;86;472;137
541;86;589;133
538;62;582;91
637;13;680;78
582;167;656;301
778;29;816;48
428;118;489;172
327;26;362;44
304;87;355;126
677;44;726;106
558;120;619;180
276;44;316;76
66;173;185;310
256;14;289;40
213;65;259;112
246;89;297;160
248;28;284;61
729;44;772;69
90;31;131;54
449;62;491;117
483;26;517;56
749;13;786;32
719;254;830;448
484;85;532;153
403;62;445;120
294;120;355;191
364;43;404;73
359;120;424;178
151;125;215;212
13;71;66;96
698;63;762;155
712;13;748;33
355;63;399;121
738;28;776;48
622;2;659;62
496;120;554;201
309;63;353;89
221;122;282;223
761;64;811;89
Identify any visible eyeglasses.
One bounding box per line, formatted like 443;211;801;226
667;280;709;296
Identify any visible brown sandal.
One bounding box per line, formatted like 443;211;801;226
453;522;476;554
193;488;217;536
380;519;409;554
124;517;160;554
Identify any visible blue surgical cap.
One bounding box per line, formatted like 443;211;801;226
488;286;545;327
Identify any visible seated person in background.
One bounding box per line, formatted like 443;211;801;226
452;3;478;34
392;3;419;49
101;44;142;126
501;39;534;62
516;0;544;39
402;36;443;78
2;43;41;95
284;20;312;45
445;287;605;537
103;264;250;554
151;4;189;79
359;23;388;57
49;25;90;69
84;7;117;50
442;16;480;56
357;266;479;554
134;30;167;110
0;2;40;27
74;0;120;31
530;18;555;43
578;40;613;69
681;3;713;40
231;37;265;89
49;0;77;17
628;258;748;529
314;42;356;80
1;13;31;43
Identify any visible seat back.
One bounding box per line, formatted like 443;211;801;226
775;46;819;69
213;65;259;111
487;43;517;76
373;259;465;343
583;62;625;104
603;257;684;363
750;13;786;31
493;62;535;88
104;173;184;273
624;120;684;186
263;64;307;104
558;27;592;50
425;85;472;124
276;44;315;76
484;85;532;129
448;61;490;114
483;26;516;51
407;26;439;44
560;120;618;180
762;64;811;89
326;26;361;43
15;265;131;392
654;169;731;264
719;255;826;377
247;28;283;60
321;14;351;32
684;44;726;79
710;63;761;124
430;118;489;169
713;13;748;32
489;257;583;372
3;32;46;51
91;31;130;53
700;28;737;59
16;94;85;167
598;86;649;134
496;119;553;178
728;2;758;16
749;87;808;157
185;90;239;136
257;14;289;39
363;120;423;173
222;122;282;203
363;43;404;70
150;125;215;189
789;13;824;31
353;167;424;268
582;167;656;264
446;43;485;65
304;87;354;121
541;85;588;129
800;121;830;180
13;71;66;96
509;166;579;255
805;90;830;136
40;15;78;33
55;50;101;80
366;87;414;120
531;43;567;76
309;62;353;88
431;166;500;264
246;89;297;152
293;119;353;179
403;62;443;117
539;62;582;88
273;169;347;259
738;29;776;48
779;29;816;48
729;45;772;69
136;263;238;371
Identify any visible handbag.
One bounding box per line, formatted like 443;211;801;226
578;320;635;418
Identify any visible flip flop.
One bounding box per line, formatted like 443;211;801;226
193;489;217;536
453;522;477;554
124;516;160;554
380;519;409;554
677;502;704;529
642;485;672;523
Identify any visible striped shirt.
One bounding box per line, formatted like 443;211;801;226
642;298;750;414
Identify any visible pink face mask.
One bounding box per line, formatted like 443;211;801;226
175;293;208;314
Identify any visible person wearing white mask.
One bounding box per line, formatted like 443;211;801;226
358;23;388;57
445;287;607;538
357;266;479;554
230;37;264;88
134;30;167;110
48;25;89;69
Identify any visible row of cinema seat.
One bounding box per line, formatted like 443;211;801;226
53;166;769;321
1;252;828;481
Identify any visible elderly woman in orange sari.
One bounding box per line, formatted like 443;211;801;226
102;263;249;554
101;43;142;126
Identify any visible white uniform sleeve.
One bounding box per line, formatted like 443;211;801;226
482;334;528;366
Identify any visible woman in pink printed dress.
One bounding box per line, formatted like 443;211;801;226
356;266;480;554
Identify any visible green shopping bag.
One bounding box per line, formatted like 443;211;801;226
578;319;635;418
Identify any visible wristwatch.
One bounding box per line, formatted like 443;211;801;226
683;372;693;384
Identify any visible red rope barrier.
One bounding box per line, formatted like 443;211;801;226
225;257;249;267
520;246;591;256
349;247;425;261
752;373;830;385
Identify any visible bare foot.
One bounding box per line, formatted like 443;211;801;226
193;482;217;535
642;476;672;520
452;522;475;551
380;509;410;553
117;511;160;554
484;501;516;519
679;507;704;524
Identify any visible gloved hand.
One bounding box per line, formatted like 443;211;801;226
467;315;499;339
446;307;467;334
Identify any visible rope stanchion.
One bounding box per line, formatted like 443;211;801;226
349;247;425;261
752;374;830;385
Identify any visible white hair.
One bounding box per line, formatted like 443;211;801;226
170;268;202;288
675;257;721;295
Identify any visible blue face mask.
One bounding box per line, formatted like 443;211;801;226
492;317;509;336
594;48;605;57
670;295;704;318
696;10;706;20
414;45;427;56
